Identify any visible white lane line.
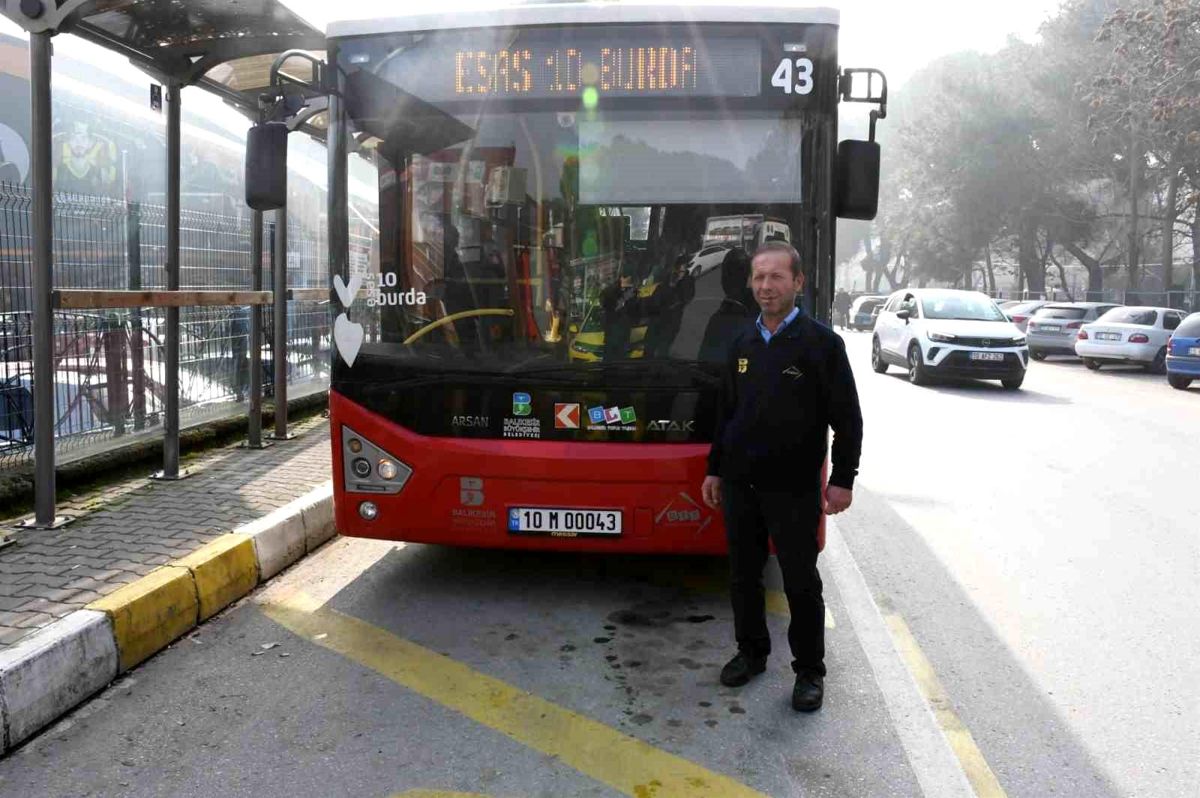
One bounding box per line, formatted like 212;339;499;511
824;519;976;798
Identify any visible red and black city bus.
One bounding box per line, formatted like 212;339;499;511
320;3;884;551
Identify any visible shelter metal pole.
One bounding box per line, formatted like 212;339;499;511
244;208;269;448
328;73;349;295
271;204;292;439
23;31;71;529
154;81;188;479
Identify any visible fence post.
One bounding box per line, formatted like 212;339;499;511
271;205;293;440
22;31;70;529
127;201;146;431
243;209;269;449
153;80;188;479
103;312;126;436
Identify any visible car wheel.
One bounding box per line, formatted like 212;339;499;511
1168;373;1192;390
871;337;888;373
1001;375;1024;390
1147;347;1167;375
907;343;929;386
1030;350;1046;361
1084;358;1101;371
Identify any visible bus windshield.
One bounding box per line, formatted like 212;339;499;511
336;23;826;387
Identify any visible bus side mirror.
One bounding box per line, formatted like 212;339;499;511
246;122;289;211
835;139;880;221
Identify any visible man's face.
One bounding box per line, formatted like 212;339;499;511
751;251;804;316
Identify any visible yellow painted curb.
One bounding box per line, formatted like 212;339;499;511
175;533;259;622
88;566;198;672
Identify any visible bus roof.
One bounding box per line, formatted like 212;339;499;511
327;2;840;39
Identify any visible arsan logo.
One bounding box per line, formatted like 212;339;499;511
452;415;489;428
512;392;532;416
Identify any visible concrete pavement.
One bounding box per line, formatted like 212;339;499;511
0;415;335;752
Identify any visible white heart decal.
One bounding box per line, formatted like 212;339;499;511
333;313;365;367
333;274;363;309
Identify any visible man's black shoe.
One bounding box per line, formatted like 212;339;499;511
719;652;767;687
792;672;824;712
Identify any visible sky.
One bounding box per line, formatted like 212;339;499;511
282;0;1062;89
0;0;1063;170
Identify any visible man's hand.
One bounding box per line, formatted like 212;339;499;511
823;485;852;515
702;475;722;509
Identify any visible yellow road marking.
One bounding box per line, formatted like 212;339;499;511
264;591;768;798
391;792;497;798
884;614;1008;798
763;591;836;629
668;571;835;628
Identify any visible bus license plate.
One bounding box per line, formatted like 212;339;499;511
1189;347;1200;356
508;507;622;537
969;352;1005;362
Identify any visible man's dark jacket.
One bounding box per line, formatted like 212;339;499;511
707;314;863;491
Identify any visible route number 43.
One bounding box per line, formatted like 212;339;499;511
771;57;814;95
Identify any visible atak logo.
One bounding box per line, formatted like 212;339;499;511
647;419;696;432
782;365;804;379
655;492;711;533
512;392;532;416
554;403;580;429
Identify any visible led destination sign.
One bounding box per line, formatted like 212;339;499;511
456;45;708;97
358;30;765;101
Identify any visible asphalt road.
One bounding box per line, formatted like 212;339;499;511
835;329;1200;798
1;331;1195;797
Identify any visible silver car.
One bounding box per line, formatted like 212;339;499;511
1003;300;1051;332
1027;302;1122;360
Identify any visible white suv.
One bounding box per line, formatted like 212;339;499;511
871;289;1030;390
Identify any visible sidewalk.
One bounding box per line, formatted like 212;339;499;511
0;415;332;649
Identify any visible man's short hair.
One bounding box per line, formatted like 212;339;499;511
753;241;802;276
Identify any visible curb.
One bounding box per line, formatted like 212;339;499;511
0;481;335;754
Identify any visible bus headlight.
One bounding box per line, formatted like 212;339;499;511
342;425;412;495
359;501;379;521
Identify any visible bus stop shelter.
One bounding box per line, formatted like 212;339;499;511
1;0;327;528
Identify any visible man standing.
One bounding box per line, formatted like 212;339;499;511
701;242;862;712
834;288;852;330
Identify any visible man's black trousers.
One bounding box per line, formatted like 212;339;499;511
722;480;825;677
